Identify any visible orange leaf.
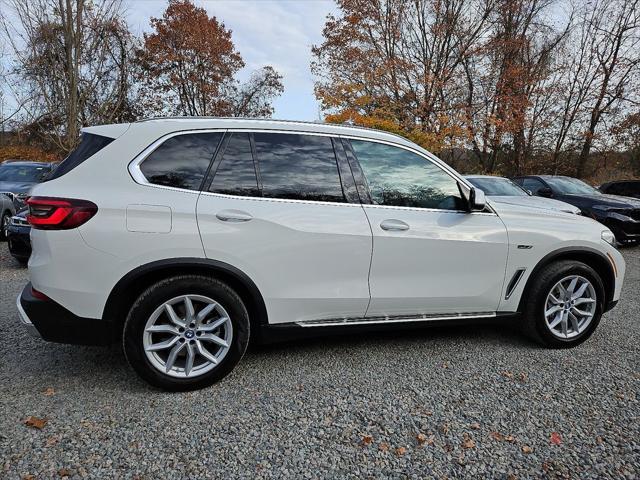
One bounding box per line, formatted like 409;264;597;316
462;433;476;449
395;447;407;456
378;442;389;452
43;387;55;396
521;445;533;454
24;416;47;429
470;422;481;430
490;431;505;441
361;434;373;446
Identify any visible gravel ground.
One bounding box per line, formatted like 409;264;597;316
0;243;638;479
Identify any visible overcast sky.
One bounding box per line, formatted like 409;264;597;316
125;0;337;120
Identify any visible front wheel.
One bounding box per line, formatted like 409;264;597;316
0;211;10;240
522;260;605;348
123;275;250;391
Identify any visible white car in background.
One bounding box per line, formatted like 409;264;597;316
466;175;581;215
17;118;624;391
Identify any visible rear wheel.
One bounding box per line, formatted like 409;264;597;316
123;275;250;391
522;260;605;348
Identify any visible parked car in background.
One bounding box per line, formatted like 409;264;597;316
513;175;640;244
465;175;581;215
0;161;57;208
7;208;30;264
17;118;624;391
0;192;17;240
599;180;640;199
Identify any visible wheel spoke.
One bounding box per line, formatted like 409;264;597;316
184;343;195;376
561;312;569;337
199;317;229;332
200;333;229;348
184;297;196;321
548;293;562;305
545;305;562;317
571;281;589;300
548;311;563;329
145;324;179;335
574;297;595;306
165;341;186;373
145;336;179;352
568;312;580;333
164;304;185;327
567;277;579;296
571;306;590;317
195;341;219;365
196;303;218;324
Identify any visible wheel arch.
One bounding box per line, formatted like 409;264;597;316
103;258;268;340
517;247;616;313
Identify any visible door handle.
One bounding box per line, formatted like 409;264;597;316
380;219;409;231
216;210;253;222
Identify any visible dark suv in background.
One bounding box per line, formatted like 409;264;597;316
600;180;640;199
513;175;640;244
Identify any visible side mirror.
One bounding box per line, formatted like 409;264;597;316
538;187;553;198
526;189;533;195
469;187;486;211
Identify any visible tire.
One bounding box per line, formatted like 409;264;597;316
0;211;10;241
521;260;605;348
123;275;250;391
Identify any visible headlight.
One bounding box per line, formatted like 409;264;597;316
601;230;616;246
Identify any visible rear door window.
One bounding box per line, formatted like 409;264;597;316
521;178;546;194
253;132;345;203
140;133;223;190
48;133;114;180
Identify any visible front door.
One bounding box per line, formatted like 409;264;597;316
346;138;509;317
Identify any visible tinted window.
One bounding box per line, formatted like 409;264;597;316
350;140;464;210
49;133;113;180
140;133;222;190
521;178;546;194
210;133;259;197
253;133;345;202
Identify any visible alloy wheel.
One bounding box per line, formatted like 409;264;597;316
143;294;233;378
544;275;597;339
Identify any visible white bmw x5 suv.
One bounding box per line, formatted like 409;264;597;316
17;118;625;390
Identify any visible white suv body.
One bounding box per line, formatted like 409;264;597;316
18;118;625;390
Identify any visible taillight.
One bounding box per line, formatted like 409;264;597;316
26;197;98;230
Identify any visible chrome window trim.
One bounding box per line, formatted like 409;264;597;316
127;127;496;216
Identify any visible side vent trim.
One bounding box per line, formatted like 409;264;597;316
505;268;526;299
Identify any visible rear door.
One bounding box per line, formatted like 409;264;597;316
196;131;372;325
344;138;509;318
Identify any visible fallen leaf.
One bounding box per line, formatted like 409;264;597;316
440;423;449;434
490;431;505;441
395;447;407;456
550;432;562;445
470;422;481;430
501;370;514;379
58;468;72;477
462;433;476;449
442;362;449;369
507;474;518;480
416;433;428;445
521;445;533;454
24;416;47;429
505;434;516;443
45;435;59;447
22;475;35;480
43;387;55;396
378;442;389;452
518;373;528;383
361;434;373;446
596;436;604;445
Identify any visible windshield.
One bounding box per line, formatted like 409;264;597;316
466;177;528;196
0;164;49;183
545;177;599;195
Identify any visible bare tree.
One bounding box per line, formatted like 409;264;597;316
2;0;138;152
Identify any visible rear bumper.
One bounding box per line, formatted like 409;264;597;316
602;215;640;242
17;283;115;345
